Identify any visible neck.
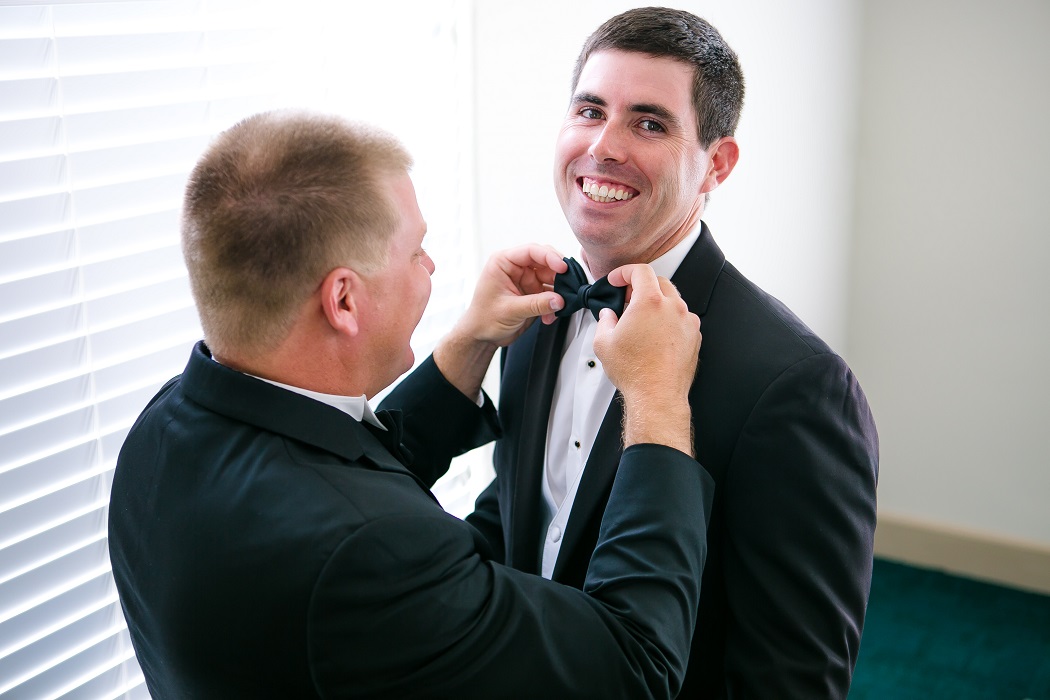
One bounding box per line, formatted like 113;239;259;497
216;329;370;398
581;209;703;280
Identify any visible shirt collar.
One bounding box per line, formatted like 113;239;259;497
210;355;386;429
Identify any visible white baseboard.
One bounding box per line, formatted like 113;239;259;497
874;512;1050;596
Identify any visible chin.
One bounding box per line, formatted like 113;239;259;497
396;350;415;378
571;220;628;251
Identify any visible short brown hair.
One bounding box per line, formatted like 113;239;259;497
571;7;745;147
182;110;411;358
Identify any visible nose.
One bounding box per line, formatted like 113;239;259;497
588;123;627;163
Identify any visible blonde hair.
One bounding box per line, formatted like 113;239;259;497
181;110;412;357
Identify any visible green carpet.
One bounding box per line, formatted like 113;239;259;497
850;559;1050;699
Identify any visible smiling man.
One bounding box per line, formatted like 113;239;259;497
466;8;880;699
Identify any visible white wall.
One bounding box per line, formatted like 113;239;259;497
849;0;1050;546
473;0;862;353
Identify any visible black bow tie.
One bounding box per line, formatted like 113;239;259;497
553;257;627;320
364;409;413;465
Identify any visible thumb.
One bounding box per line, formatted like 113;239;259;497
592;306;618;347
508;291;564;322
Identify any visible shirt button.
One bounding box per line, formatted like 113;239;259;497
587;360;596;368
550;526;562;542
574;440;581;449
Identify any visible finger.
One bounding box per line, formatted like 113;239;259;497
497;244;568;277
657;275;681;299
505;291;564;322
604;264;631;288
608;263;659;296
592;306;618;348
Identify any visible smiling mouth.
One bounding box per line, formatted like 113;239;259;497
580;177;638;203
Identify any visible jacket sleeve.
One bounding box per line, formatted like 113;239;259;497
722;353;879;698
464;476;505;561
379;354;501;487
308;444;715;700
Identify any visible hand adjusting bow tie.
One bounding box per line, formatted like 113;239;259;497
364;409;414;465
554;257;627;320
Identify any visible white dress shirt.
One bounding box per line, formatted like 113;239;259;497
248;374;387;429
540;224;703;579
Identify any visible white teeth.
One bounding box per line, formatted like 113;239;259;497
582;180;635;203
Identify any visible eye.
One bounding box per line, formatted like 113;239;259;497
579;106;604;120
638;118;665;133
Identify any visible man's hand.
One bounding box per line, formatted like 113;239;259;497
456;245;568;346
434;245;568;399
593;264;700;456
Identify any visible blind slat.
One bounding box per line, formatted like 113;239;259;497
0;338;88;397
76;209;179;259
0;538;109;625
0;6;49;37
0;116;62;160
3;628;134;700
0;229;75;281
68;136;207;188
58;656;146;700
0;474;111;555
0;573;113;658
0;192;70;238
0;509;104;585
0;375;91;436
0;280;193;363
64;102;208;148
0;269;79;324
0;77;57;118
0;38;54;80
0;409;95;480
0;602;123;696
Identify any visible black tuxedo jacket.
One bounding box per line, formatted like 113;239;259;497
467;223;879;699
109;341;715;699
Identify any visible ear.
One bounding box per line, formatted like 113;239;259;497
699;136;740;195
320;267;363;337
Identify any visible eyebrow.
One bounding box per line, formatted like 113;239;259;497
571;92;684;131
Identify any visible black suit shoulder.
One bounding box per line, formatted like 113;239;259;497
681;258;878;699
708;261;835;370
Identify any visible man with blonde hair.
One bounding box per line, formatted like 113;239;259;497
109;110;716;698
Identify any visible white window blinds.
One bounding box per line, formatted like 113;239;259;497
0;1;478;697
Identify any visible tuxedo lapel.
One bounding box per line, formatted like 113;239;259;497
507;318;570;573
670;221;725;316
551;223;726;585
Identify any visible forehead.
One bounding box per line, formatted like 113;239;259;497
382;172;425;240
575;50;696;114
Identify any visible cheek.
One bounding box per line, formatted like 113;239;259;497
554;126;589;169
650;154;697;204
417;271;432;309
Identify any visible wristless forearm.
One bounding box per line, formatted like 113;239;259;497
621;395;694;457
432;330;499;401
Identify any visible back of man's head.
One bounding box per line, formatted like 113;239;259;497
571;7;745;147
181;110;411;359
